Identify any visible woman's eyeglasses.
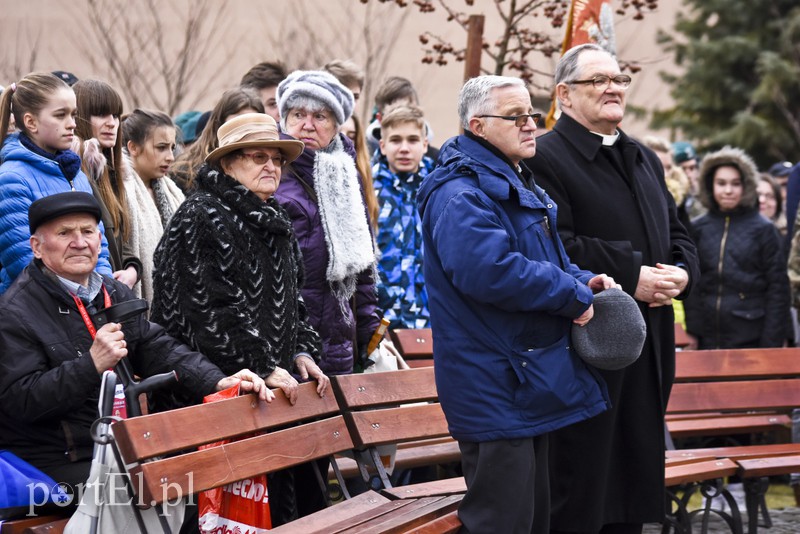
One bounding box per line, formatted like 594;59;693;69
239;152;284;167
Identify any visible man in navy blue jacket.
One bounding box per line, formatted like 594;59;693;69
418;75;616;534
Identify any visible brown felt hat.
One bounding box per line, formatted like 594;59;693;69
205;113;304;164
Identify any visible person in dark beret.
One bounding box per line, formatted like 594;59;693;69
0;191;272;494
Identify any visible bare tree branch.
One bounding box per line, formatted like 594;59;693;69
72;0;231;115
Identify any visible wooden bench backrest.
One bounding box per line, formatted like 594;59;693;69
112;382;354;506
333;367;438;409
674;348;800;382
332;368;450;448
667;378;800;414
389;329;434;359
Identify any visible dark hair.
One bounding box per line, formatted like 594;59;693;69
171;88;264;190
323;59;364;91
759;172;783;220
121;108;174;147
241;61;288;90
73;79;130;240
0;72;71;147
375;76;418;113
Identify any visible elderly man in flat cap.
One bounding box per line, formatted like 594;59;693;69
0;191;272;493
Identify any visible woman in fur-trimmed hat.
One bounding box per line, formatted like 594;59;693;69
275;70;394;377
684;146;791;349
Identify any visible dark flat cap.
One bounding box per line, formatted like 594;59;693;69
768;161;793;178
28;192;102;233
571;287;646;371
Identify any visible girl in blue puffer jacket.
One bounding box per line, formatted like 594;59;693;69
0;72;112;294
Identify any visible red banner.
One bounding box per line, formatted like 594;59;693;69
545;0;615;129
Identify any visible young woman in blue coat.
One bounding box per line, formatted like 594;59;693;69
0;72;112;294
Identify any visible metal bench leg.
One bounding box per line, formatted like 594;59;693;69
328;456;351;501
743;477;770;534
693;479;743;534
353;449;392;491
663;485;692;534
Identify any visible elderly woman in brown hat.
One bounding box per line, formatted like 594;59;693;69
150;113;329;408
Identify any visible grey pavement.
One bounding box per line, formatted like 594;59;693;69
643;507;800;533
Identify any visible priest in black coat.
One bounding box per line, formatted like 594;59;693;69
526;43;699;534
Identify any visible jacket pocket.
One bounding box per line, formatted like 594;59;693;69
730;308;766;321
508;336;592;421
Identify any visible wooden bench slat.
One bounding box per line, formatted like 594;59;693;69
268;491;395;534
674;348;800;382
0;516;68;534
339;495;461;534
666;443;800;461
737;454;800;478
664;458;739;486
334;368;438;409
389;329;433;359
134;416;353;505
382;477;467;500
345;404;449;448
667;414;791;438
407;510;462;534
667;378;800;414
665;454;718;467
113;382;339;461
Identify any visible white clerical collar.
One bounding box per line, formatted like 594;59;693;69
590;130;620;146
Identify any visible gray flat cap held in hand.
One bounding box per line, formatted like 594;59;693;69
571;287;646;371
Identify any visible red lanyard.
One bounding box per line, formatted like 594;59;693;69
71;285;112;339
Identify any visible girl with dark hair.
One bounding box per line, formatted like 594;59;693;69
685;147;791;349
170;88;264;191
0;72;113;294
73;79;141;288
121;108;184;302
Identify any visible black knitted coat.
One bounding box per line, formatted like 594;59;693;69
151;165;321;377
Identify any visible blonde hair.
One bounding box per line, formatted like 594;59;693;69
380;104;426;134
0;72;71;147
348;115;379;230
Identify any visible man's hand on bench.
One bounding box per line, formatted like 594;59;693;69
216;368;275;402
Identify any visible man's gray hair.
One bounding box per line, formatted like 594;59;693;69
553;43;614;110
554;43;610;86
458;75;527;130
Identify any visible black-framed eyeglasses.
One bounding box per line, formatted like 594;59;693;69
476;113;542;127
567;74;632;89
238;151;285;167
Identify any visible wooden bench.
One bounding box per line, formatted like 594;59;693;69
331;367;455;489
389;328;434;368
0;516;68;534
667;347;800;533
107;381;373;533
667;348;800;442
330;367;465;531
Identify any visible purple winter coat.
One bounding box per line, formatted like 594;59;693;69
275;133;381;375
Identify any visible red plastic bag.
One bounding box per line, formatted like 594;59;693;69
198;383;272;533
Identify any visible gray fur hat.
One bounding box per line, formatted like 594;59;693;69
277;70;354;127
571;288;646;371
